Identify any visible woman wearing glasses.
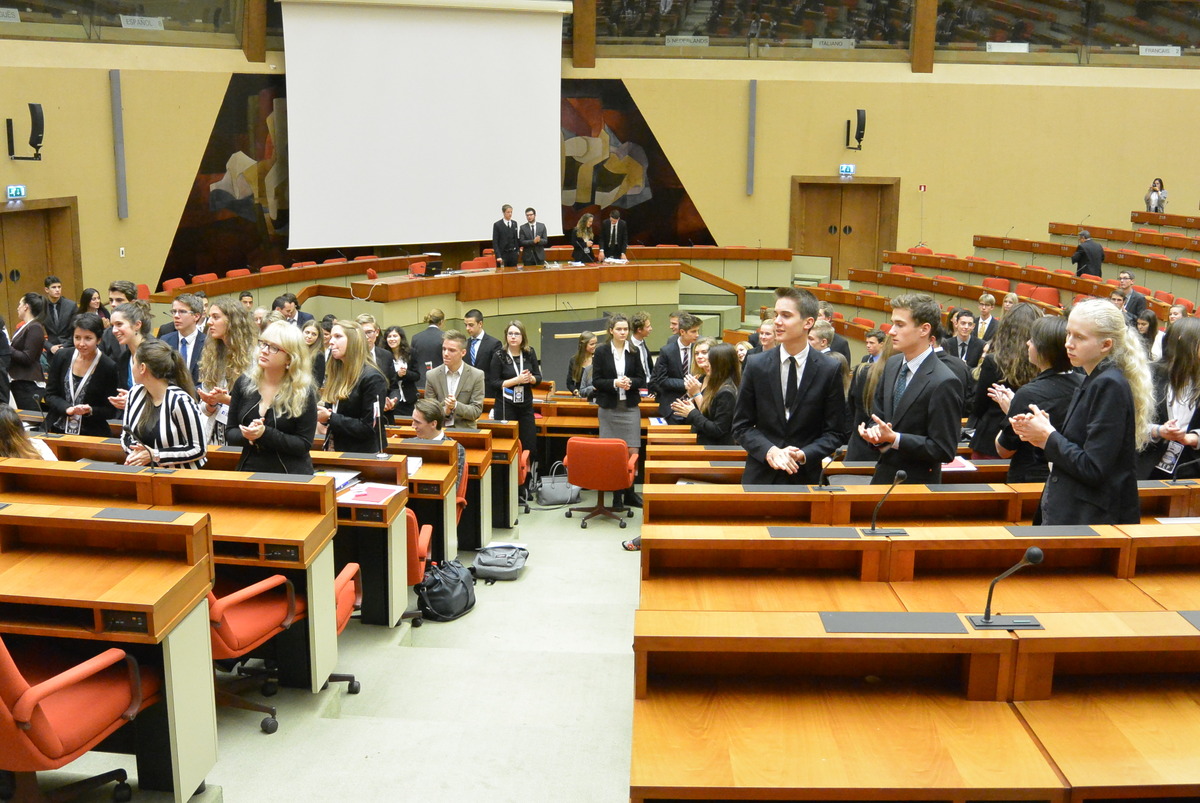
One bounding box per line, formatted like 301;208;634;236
225;321;318;474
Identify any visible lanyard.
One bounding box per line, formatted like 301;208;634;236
67;352;99;406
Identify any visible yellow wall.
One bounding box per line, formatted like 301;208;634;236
0;41;281;293
567;59;1200;264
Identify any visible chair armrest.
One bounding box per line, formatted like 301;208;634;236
13;649;135;728
626;453;639;480
418;525;433;567
209;574;292;625
335;563;363;610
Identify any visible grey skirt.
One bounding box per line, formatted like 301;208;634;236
598;404;640;448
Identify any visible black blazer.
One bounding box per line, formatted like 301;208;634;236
968;355;1005;456
410;325;444;389
997;369;1082;483
519;221;547;265
732;348;847;485
935;349;973;419
870;351;963;485
324;365;388;454
829;333;852;366
683;384;738;446
492;217;520;264
1041;359;1139;524
466;333;502;375
9;321;45;382
1136;365;1200;480
649;341;691;421
42;298;78;350
592;342;646;409
225;377;318;474
568;231;594;263
598;218;628;259
941;335;984;369
380;349;421;413
844;362;876;461
161;329;206;385
975;316;999;342
43;348;118;436
487;346;541;411
1072;238;1105;278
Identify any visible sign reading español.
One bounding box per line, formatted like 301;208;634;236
1139;45;1181;57
0;8;20;22
119;14;165;29
665;35;709;46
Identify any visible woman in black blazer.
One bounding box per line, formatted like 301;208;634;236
968;303;1041;459
226;321;318;474
569;213;595;263
488;320;542;454
1011;300;1154;525
43;313;118;436
592;314;647;507
317;320;388;454
382;325;420;418
670;342;740;445
9;293;46;411
1136;317;1200;480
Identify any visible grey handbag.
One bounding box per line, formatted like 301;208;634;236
471;545;529;582
536;461;580;506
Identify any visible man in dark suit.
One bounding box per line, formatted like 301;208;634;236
410;307;446;390
519;207;547;266
732;286;846;485
43;275;78;357
860;293;963;485
492;204;520;268
931;325;972;419
942;310;984;369
463;308;502;378
1071;230;1104;278
161;293;206;384
598;209;629;261
817;302;852;365
276;293;314;328
650;312;701;422
1118;270;1147;318
1108;286;1136;327
630;311;655;397
975;293;999;342
861;329;884;363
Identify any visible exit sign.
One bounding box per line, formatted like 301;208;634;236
6;185;26;200
839;164;856;176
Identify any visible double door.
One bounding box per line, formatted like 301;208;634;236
790;177;899;281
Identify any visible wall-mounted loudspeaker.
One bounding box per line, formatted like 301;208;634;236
845;109;866;151
7;103;43;161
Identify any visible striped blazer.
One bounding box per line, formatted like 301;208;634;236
120;383;208;469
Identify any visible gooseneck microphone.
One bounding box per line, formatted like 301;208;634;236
864;469;907;536
816;447;846;488
968;546;1045;630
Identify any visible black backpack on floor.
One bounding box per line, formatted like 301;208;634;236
415;560;476;622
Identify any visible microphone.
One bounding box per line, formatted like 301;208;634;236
968;546;1044;629
815;446;846;488
1163;454;1200;485
863;469;907;536
1000;225;1014;261
1079;214;1091;227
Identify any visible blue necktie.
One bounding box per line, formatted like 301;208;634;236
893;363;909;411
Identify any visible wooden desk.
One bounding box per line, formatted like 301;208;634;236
631;677;1066;803
477;419;521;529
1118;519;1200;608
827;483;1022;526
389;425;495;548
890;571;1163;616
827;458;1013;484
0;503;216;802
644;459;743;484
644;444;746;462
383;437;459;560
639;572;905;613
634;610;1015;701
0;456;155;508
334;484;410;628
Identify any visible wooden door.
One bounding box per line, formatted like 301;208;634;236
790;177;900;282
0;198;83;324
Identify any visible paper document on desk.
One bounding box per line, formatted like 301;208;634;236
319;470;361;491
603;258;628;264
407;456;423;475
941;456;977;471
1156;517;1200;524
340;483;404;505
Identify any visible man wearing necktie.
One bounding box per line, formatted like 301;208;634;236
598;209;628;261
162;293;206;384
519;207;547;266
492;204;521;267
732;287;846;485
463;309;501;380
43;275;78;357
940;309;983;369
651;311;702;423
860;293;963;485
630;311;655;399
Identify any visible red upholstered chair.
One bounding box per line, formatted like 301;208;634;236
564;437;637;529
1054;269;1074;275
226;268;251;279
1030;286;1060;307
1155;290;1175;304
934;252;956;258
889;264;914;274
852;317;875;328
907;245;933;255
459;260;476;272
208;574;306;734
965;256;986;262
161;277;186;292
1134;284;1151;296
518;448;531;515
934;275;957;283
400;509;434;628
409;262;427;277
136;283;150;300
1073;293;1091;306
982;277;1009;294
260;263;285;273
1138;227;1158;233
1178;298;1195;314
880;322;893;334
192;273;218;284
1106;278;1120;286
1015;282;1037;298
323;564;362;695
817;282;843;290
996;260;1019;267
323;257;347;264
858;289;878;296
353;255;378;261
291;261;316;268
0;635;160;801
366;268;379;280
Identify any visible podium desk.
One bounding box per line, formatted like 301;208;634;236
644;444;747;462
1010;479;1198;523
891;571;1163;617
150;470;338;693
641;484;830;526
639;572;905;614
383;437;460;561
0;457;155;508
826;458;1012;483
0;503;216;802
633;610;1015;701
477;419;521;529
826;483;1022;526
334;484;410;627
389;426;493;549
644;459;743;485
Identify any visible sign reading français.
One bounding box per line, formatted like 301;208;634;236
1140;45;1181;57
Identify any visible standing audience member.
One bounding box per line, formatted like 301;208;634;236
1136;310;1164;361
410;308;446;388
1168;304;1188;324
1119;271;1148;318
862;329;885;363
42;275;78;357
817;302;853;364
100;281;136;359
238;291;255;311
301;320;323;362
9;293;46;411
751;317;776;353
629;312;655;395
672;342;741;446
424;330;486;430
943;309;984;368
975;293;999;342
598;210;628;261
463;309;501;373
1108;286;1135;326
592;313;647;507
1002;292;1019;316
1011;299;1153;525
109;300;154;408
197;296;257;445
44;313;117;436
859;293;963;484
0;404;56;460
519;207;548;266
650;311;700;423
492;204;521;268
489;320;541;455
226;321;318;474
1138;317;1200;480
1145;177;1167;213
356;313;398;421
567;331;598;398
1072;230;1104;278
969;303;1042;459
735;341;752;363
162;293;206;384
382;325;420;417
992;316;1082;484
317;320;388;453
845;333;896;460
120;340;207;469
569;214;595;263
809;320;850;397
733;287;847;485
78;288;109;325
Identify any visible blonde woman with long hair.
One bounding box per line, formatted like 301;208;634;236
197;296;257;445
317;319;388;453
1011;299;1154;525
225;321;318;473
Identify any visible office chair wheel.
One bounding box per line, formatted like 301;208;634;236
565;510;572;518
261;716;279;734
627;508;634;517
113;781;133;802
581;520;588;529
261;680;278;697
522;503;530;514
348;680;362;694
619;520;627;529
411;616;423;627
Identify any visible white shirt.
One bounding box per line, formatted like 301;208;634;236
445;364;463;399
178;330;198;363
778;343;809;420
612;344;627;401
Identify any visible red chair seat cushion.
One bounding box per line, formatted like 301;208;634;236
209;579;307;660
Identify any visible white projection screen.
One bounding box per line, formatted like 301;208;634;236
281;0;569;250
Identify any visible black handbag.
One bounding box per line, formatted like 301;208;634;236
415;560;476;622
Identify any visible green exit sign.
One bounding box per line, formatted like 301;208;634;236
6;185;26;200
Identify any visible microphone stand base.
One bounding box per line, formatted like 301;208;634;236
968;614;1043;630
861;527;908;536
